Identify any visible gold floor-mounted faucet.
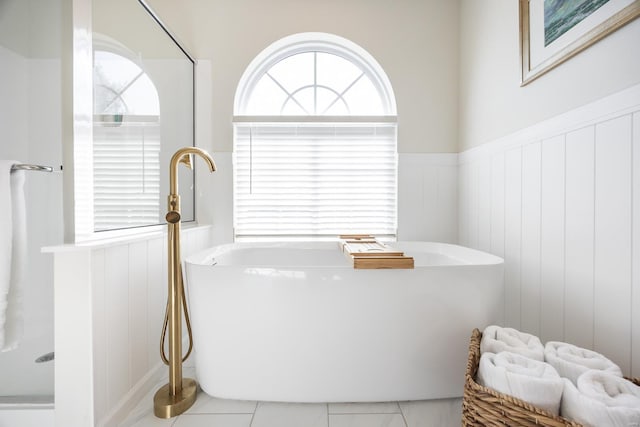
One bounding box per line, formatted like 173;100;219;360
154;147;216;418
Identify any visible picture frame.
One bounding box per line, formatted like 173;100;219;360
520;0;640;85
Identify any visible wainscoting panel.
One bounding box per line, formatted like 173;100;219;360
504;147;522;330
457;162;470;247
146;237;166;371
521;142;541;337
489;152;505;259
92;249;107;423
398;154;458;243
633;112;640;378
539;136;565;342
593;116;632;375
50;226;212;427
564;127;595;350
458;83;640;377
129;241;150;389
105;245;130;410
477;159;492;254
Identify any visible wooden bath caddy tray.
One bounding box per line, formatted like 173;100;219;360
338;235;414;269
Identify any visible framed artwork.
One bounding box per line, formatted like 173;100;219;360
520;0;640;85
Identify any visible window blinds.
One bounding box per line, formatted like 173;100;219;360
93;120;161;231
233;123;397;239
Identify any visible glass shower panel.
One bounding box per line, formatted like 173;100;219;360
0;0;63;399
92;0;195;233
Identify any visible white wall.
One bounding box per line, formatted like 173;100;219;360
157;0;464;243
143;0;464;243
459;0;640;151
458;83;640;378
144;0;460;154
398;154;458;242
458;0;640;379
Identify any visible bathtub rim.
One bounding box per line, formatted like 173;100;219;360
184;240;504;269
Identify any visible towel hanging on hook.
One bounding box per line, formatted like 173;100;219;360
1;160;27;351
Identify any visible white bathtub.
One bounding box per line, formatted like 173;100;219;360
185;241;504;402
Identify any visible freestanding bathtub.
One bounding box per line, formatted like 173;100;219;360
185;241;504;403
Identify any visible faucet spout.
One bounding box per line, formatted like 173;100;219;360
168;147;216;207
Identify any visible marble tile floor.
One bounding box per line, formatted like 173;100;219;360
122;372;463;427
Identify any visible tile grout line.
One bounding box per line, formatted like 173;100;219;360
398;402;410;427
329;412;403;415
326;402;330;427
248;401;258;427
183;412;258;415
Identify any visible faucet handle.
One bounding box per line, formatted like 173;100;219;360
179;154;193;170
166;210;181;224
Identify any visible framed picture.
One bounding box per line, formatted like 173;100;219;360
520;0;640;85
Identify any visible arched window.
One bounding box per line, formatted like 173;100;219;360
233;33;397;240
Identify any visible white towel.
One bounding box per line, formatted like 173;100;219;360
544;341;622;385
477;351;564;415
0;160;26;351
561;371;640;427
480;325;544;361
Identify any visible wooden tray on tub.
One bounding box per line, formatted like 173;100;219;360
338;235;414;269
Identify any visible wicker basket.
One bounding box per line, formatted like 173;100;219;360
462;328;640;427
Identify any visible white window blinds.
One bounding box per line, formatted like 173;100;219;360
233;123;397;239
93;120;161;231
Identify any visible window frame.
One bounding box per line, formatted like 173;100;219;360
233;33;398;242
234;32;397;117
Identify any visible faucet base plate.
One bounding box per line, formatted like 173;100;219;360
153;377;198;418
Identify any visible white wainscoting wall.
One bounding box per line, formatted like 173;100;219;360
48;226;212;427
458;83;640;378
398;153;458;243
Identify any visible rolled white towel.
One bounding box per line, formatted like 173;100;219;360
561;371;640;427
544;341;622;385
480;325;544;361
477;351;564;415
